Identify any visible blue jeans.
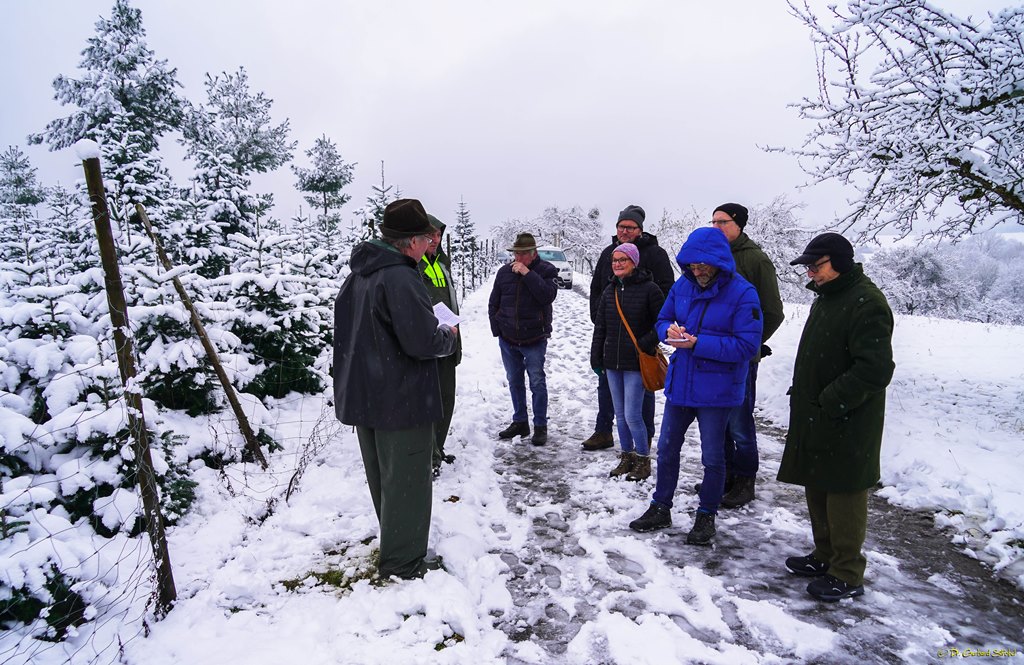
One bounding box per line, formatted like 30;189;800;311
596;370;655;438
724;363;758;478
606;369;649;456
499;337;548;426
652;403;732;514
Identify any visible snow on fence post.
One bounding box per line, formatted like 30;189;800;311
133;203;269;469
80;148;177;617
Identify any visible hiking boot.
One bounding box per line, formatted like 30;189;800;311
785;553;830;577
629;503;671;532
498;421;529;439
609;451;636;477
694;474;735;495
685;511;716;546
806;574;864;602
720;476;755;509
379;556;444;581
581;431;614;451
626;455;651;482
531;426;548;446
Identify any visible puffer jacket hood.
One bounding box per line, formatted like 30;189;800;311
676;227;736;275
350;239;414;277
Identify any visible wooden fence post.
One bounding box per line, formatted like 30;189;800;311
134;204;268;469
81;157;176;616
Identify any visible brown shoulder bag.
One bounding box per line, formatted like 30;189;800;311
615;290;668;392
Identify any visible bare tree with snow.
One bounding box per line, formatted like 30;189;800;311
775;0;1024;241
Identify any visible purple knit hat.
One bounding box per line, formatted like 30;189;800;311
613;242;640;267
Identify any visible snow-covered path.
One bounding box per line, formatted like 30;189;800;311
437;282;1021;663
104;276;1021;665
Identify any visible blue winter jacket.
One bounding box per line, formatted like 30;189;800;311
657;227;763;408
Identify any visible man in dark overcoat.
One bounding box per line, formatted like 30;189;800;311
583;205;675;452
779;232;894;602
333;198;458;580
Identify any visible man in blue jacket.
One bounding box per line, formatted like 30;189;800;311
333;199;458;580
488;232;559;445
628;227;762;545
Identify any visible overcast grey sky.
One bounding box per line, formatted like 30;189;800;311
0;0;1005;235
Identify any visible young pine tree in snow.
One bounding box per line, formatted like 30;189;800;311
181;68;321;403
449;197;482;296
28;0;184;244
352;161;400;243
292;134;355;264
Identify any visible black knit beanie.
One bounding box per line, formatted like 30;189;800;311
618;205;646;228
713;203;748;230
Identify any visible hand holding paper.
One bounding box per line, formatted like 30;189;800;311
433;302;461;328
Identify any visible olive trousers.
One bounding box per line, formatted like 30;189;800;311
432;356;458;466
356;424;433;578
805;486;869;586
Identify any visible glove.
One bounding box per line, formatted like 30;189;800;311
593;366;604;376
760;344;773;358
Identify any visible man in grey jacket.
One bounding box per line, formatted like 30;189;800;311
333;198;458;580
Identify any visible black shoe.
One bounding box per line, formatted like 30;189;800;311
685;511;716;546
694;474;735;495
379;556;444;581
431;464;441;479
785;553;830;577
531;426;548;446
629;503;671;532
720;476;755;509
498;421;530;439
442;454;456;465
581;431;614;451
806;574;864;602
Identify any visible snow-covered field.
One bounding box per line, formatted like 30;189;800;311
9;272;1023;664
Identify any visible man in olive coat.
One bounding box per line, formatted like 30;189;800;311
710;203;785;508
420;214;462;476
334;198;458;580
779;232;894;602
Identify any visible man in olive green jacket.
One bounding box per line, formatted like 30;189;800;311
710;203;785;508
420;215;462;476
779;232;894;602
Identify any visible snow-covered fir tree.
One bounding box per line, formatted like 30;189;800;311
292;134;355;265
181;67;326;401
352;161;400;243
28;0;184;244
449;197;484;296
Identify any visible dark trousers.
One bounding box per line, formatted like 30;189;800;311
805;486;869;586
724;362;759;478
595;369;655;439
652;404;732;514
432;356;457;466
356;424;433;577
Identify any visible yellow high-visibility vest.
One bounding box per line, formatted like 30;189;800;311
422;256;448;288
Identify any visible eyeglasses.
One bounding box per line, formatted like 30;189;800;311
806;257;831;274
611;257;633;265
687;263;714;273
616;223;640;231
710;218;735;227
